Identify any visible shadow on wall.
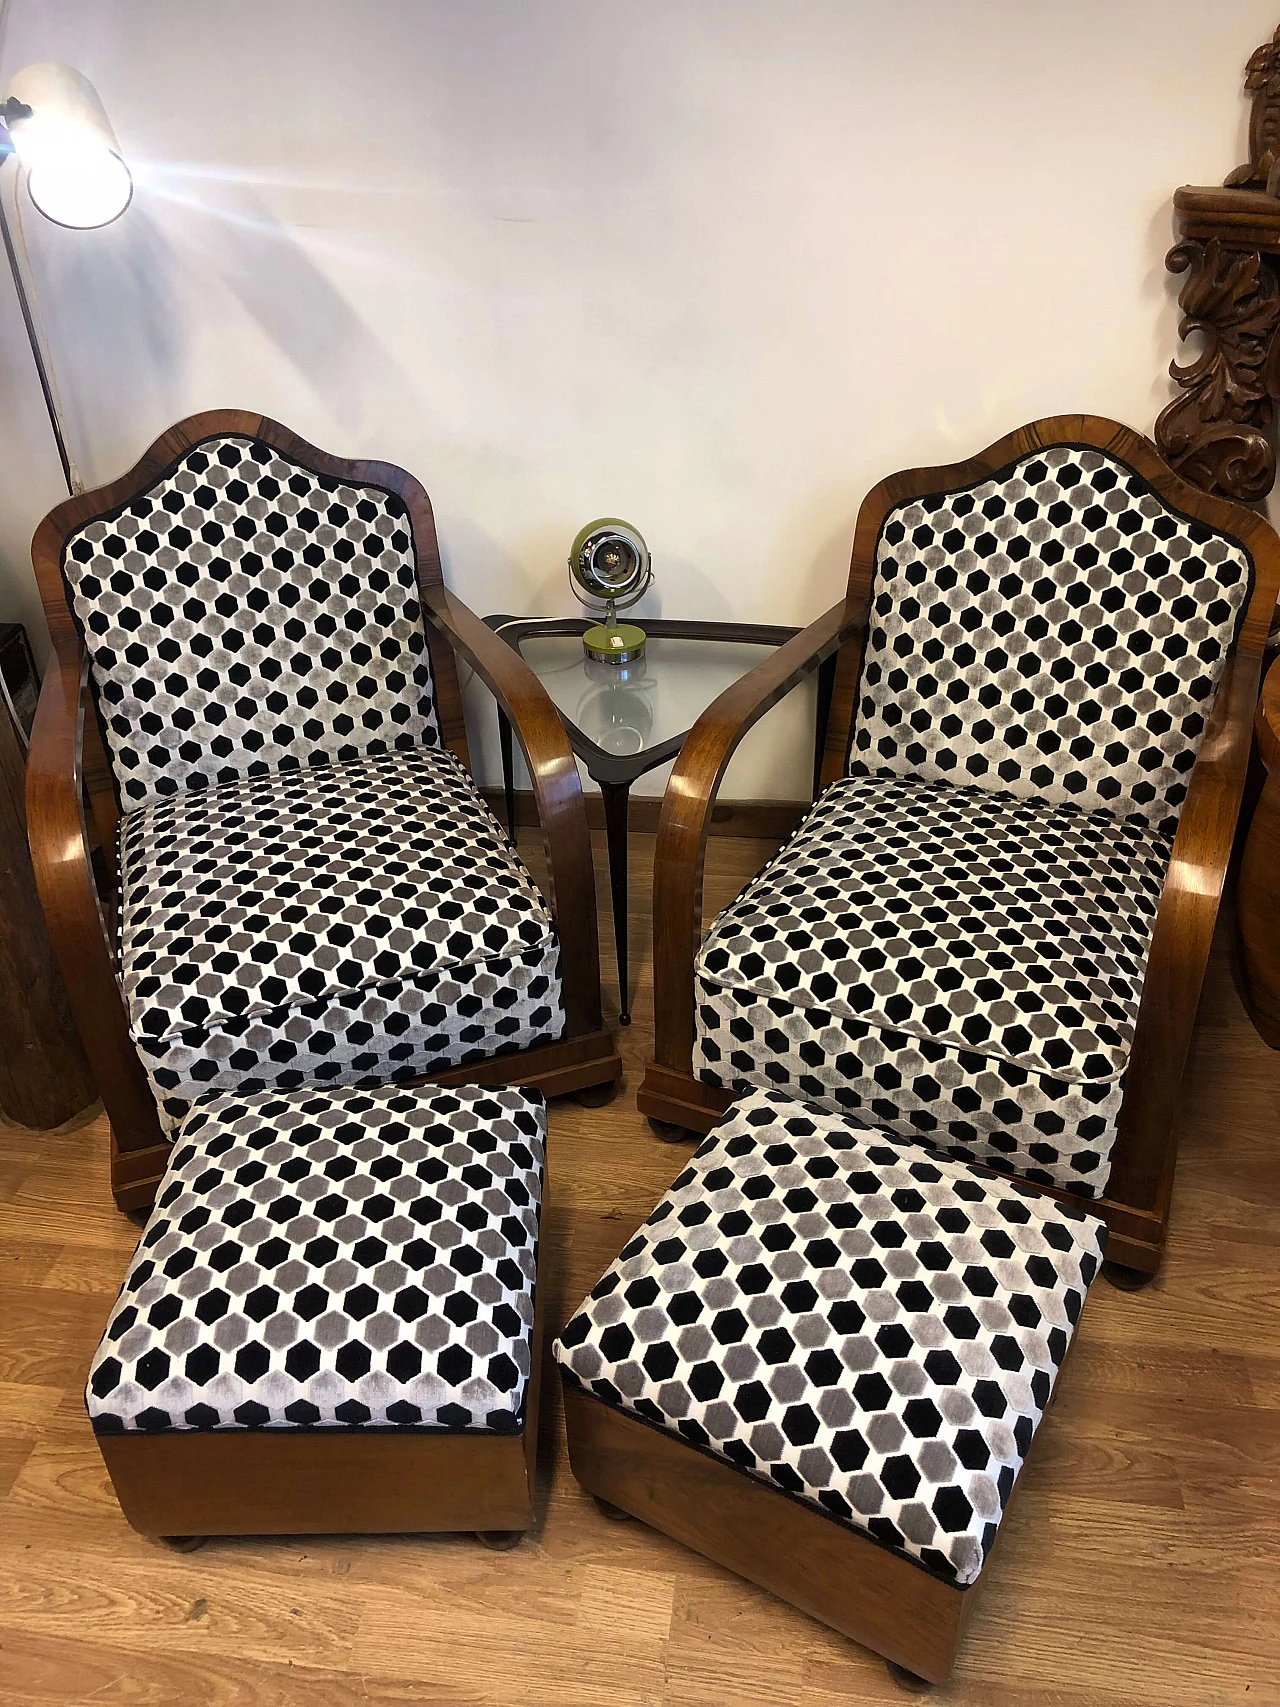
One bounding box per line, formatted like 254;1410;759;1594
25;194;186;487
27;163;431;488
143;166;428;444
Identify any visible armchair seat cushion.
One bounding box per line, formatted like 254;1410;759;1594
555;1089;1105;1588
87;1081;546;1434
119;746;563;1126
693;772;1172;1196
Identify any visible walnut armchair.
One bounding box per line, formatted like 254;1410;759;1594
638;415;1280;1278
27;410;620;1211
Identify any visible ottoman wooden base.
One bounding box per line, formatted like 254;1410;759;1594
87;1082;550;1542
563;1388;972;1686
99;1419;538;1539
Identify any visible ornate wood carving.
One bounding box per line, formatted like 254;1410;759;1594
1154;238;1280;502
1226;24;1280;194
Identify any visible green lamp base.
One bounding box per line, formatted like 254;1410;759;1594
582;621;647;665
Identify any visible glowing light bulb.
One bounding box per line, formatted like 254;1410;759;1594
5;65;132;229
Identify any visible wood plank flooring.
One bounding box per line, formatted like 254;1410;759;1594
1;825;1278;1707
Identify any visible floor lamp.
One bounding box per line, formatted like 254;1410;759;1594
0;61;133;494
0;61;130;1129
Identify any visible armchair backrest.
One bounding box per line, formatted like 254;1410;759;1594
52;419;443;812
848;437;1255;833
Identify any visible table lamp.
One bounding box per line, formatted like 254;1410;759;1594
569;518;653;664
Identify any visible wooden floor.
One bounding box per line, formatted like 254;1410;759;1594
1;825;1279;1707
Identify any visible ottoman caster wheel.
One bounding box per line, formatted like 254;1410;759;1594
575;1081;619;1109
592;1495;635;1523
885;1660;933;1693
1102;1259;1156;1293
159;1535;208;1553
648;1118;693;1144
476;1530;524;1551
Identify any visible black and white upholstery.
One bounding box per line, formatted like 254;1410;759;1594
555;1090;1105;1589
850;446;1252;834
58;431;566;1121
87;1081;545;1434
120;745;562;1128
695;773;1170;1196
62;435;440;811
694;445;1252;1196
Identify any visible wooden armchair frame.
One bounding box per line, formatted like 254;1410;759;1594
1238;654;1280;1046
26;410;620;1211
638;415;1280;1275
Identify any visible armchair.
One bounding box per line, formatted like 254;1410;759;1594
27;410;620;1210
638;416;1280;1277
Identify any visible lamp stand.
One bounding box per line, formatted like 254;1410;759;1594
0;168;76;494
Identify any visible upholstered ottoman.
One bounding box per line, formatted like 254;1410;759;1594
554;1089;1105;1687
87;1081;546;1547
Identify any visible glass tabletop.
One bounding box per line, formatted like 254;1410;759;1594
515;631;781;764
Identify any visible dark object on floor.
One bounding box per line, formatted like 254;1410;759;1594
0;619;96;1129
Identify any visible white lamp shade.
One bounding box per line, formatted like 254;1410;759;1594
5;63;131;228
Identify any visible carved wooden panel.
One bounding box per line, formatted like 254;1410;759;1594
1154;237;1280;502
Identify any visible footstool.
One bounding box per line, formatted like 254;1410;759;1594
86;1080;546;1545
554;1089;1106;1686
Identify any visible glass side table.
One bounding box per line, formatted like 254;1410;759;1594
483;616;836;1024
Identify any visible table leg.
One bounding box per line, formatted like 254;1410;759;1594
814;650;837;799
498;708;517;841
600;781;632;1026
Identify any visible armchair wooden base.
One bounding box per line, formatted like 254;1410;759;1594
109;1029;622;1213
562;1386;975;1687
637;1062;1167;1275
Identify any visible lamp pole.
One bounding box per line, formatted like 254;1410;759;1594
0;154;76;494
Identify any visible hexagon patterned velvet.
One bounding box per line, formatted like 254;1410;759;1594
850;444;1252;835
118;746;563;1129
693;771;1171;1197
87;1082;545;1434
554;1090;1106;1589
61;434;441;812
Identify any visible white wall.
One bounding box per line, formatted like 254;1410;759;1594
0;0;1272;797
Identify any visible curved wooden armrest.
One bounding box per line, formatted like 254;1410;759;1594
1108;648;1262;1210
1256;651;1280;774
651;598;862;1069
27;649;110;969
26;648;164;1148
421;583;602;1034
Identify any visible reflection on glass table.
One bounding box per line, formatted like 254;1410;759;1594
483;617;836;1026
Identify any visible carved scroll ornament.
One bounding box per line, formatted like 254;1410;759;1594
1154;238;1280;502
